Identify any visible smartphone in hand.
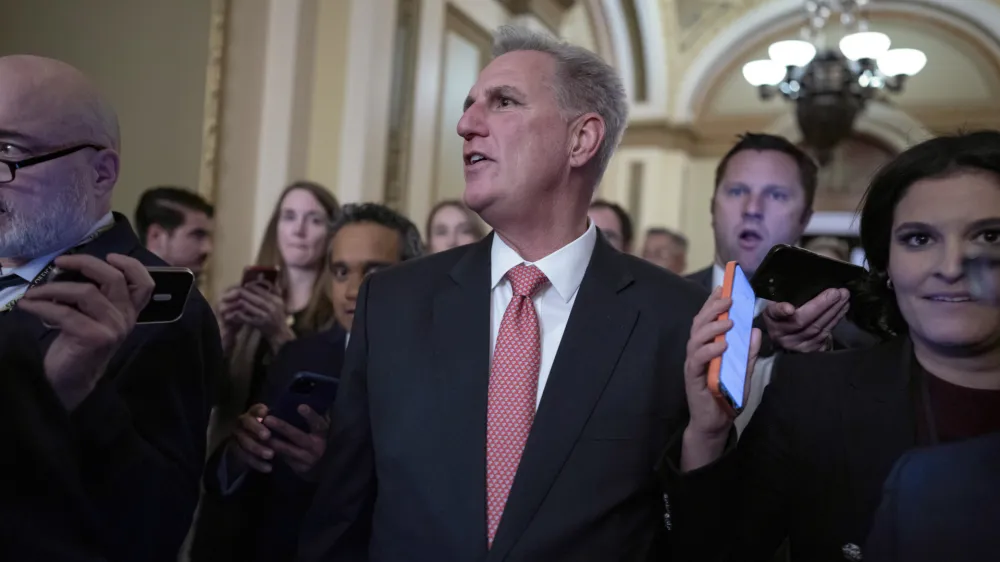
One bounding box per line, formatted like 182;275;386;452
267;371;340;433
750;244;866;307
707;261;755;417
242;265;279;287
49;265;194;324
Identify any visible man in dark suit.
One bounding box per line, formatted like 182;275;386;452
0;254;154;561
298;26;705;562
192;203;424;562
0;55;221;561
866;431;1000;562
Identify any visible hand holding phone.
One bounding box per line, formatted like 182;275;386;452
242;265;279;288
680;264;762;472
707;262;757;417
50;264;194;324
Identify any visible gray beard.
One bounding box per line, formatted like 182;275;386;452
0;183;94;261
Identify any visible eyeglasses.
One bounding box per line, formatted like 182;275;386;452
0;144;106;184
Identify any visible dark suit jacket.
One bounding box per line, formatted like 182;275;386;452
192;326;347;562
0;213;221;562
664;338;920;562
299;233;706;562
0;320;109;561
865;431;1000;562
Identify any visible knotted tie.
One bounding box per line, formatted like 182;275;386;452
486;263;549;546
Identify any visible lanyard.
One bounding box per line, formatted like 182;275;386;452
0;223;115;313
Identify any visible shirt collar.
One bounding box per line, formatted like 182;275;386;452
490;221;598;303
712;262;725;289
2;212;115;280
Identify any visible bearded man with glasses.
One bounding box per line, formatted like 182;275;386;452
0;55;222;561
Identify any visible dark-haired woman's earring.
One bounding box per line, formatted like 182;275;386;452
886;278;894;290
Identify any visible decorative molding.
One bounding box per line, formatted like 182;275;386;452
618;102;989;157
383;0;422;212
501;0;574;31
196;0;229;300
673;0;1000;123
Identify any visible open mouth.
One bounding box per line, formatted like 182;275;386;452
737;229;763;248
464;152;492;167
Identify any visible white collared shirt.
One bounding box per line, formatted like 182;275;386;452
0;212;115;309
490;221;598;408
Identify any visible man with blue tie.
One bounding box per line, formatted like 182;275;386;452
298;26;705;561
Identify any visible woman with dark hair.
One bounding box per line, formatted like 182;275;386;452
668;130;1000;562
425;199;484;253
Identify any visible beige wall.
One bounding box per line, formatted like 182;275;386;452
0;0;211;221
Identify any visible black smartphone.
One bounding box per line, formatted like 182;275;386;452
49;265;195;324
750;244;867;307
267;372;340;433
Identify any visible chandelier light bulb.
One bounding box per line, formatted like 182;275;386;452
768;40;817;68
877;48;927;77
839;31;891;61
742;59;786;87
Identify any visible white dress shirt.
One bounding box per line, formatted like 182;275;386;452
489;221;597;408
0;212;115;309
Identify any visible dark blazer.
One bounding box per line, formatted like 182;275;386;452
0;213;222;562
0;319;108;561
192;326;347;562
299;233;706;562
865;431;1000;562
664;338;920;562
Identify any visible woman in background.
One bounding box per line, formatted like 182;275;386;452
425;199;484;253
673;130;1000;561
212;180;340;451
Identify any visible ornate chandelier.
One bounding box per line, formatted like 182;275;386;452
741;0;927;162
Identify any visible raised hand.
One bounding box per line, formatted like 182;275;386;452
762;288;849;353
681;287;761;472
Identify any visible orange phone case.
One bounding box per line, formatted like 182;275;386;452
707;261;739;417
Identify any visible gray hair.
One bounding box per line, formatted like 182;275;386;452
492;25;628;184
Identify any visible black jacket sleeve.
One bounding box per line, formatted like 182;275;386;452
298;277;377;561
68;298;221;561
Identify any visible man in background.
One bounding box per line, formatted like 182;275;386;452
588;198;633;253
192;203;423;562
135;186;214;275
641;227;687;274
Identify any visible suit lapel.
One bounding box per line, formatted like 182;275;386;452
431;235;494;552
685;266;713;292
488;238;638;560
839;338;915;526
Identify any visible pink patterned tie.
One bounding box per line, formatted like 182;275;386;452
486;264;549;547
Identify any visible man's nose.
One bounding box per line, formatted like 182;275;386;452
742;192;764;219
457;102;487;140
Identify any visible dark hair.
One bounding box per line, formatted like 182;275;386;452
134;186;214;244
331;203;424;262
646;227;688;250
856;130;1000;339
425;200;485;241
714;133;819;211
589;199;634;248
